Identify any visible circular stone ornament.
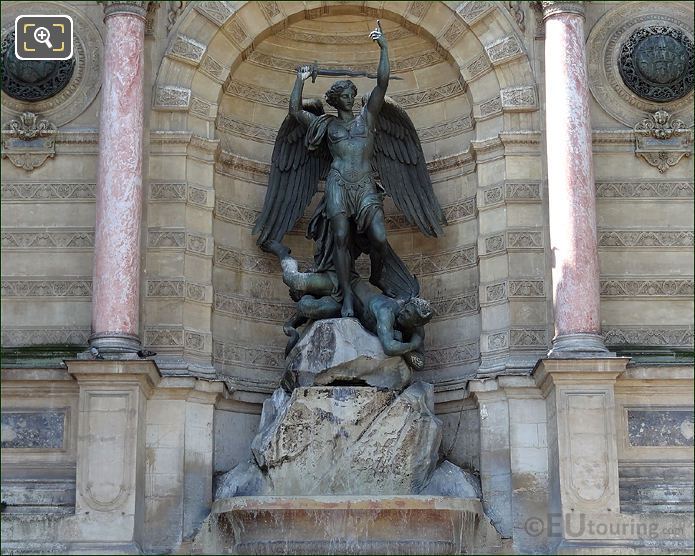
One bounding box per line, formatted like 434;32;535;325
1;31;76;101
618;26;693;102
1;1;103;126
587;2;694;126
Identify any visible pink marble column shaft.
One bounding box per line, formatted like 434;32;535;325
543;2;609;357
90;2;147;354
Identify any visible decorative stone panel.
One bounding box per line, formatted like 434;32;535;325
189;97;215;120
186;233;213;256
462;54;493;81
149;182;187;201
200;55;228;83
510;328;548;348
213;339;284;371
457;1;495;25
217;114;276;144
439;18;467;49
214;292;295;324
153;86;191;110
1;327;90;347
485;36;524;65
194;1;235;26
166;34;206;66
598;230;693;248
221;17;250;49
600;278;693;297
481;182;541;208
425;341;479;371
1;278;92;298
500;86;537;111
596;181;693;199
478;97;503;118
603;327;694;348
1;229;94;249
147;228;186;249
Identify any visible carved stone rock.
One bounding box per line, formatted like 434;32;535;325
421;460;482;499
283;318;412;391
216;382;444;497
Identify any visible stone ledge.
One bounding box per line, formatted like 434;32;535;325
195;495;504;555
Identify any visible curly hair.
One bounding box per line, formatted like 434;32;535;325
400;297;433;324
324;80;358;109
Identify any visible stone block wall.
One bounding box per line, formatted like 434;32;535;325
1;1;693;553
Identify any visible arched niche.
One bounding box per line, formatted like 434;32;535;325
148;1;538;392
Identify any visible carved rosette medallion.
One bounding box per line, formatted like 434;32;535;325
1;31;76;101
618;26;693;102
1;1;103;127
587;3;694;126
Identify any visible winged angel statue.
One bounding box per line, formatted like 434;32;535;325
254;22;446;369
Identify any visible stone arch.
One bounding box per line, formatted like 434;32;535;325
153;1;538;138
146;1;540;392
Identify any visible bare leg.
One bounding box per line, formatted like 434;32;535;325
331;214;355;317
297;295;341;321
265;239;333;296
366;209;388;290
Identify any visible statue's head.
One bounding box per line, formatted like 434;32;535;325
325;80;357;111
397;297;433;328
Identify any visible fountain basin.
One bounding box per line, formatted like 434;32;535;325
194;495;504;555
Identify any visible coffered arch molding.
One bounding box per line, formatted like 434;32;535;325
152;1;538;140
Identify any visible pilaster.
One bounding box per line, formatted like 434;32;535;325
534;358;629;550
66;359;160;550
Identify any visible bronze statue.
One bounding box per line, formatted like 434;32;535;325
265;239;432;371
253;21;445;366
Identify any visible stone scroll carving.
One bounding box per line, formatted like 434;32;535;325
633;110;692;173
1;112;57;170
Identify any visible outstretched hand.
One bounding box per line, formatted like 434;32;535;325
296;64;313;81
369;20;387;48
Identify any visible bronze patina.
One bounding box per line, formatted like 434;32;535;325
254;21;446;365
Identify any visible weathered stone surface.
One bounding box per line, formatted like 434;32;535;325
216;383;442;496
283;318;412;391
422;460;482;498
194;496;505;555
215;460;270;498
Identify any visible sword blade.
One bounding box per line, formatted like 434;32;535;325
313;67;402;80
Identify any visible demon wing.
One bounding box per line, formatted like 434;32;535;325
372;98;446;237
253;99;331;246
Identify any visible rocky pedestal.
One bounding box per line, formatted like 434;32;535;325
201;319;499;554
217;382;471;497
283;318;412;391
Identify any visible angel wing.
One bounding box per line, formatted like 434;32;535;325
371;97;446;237
253;99;331;246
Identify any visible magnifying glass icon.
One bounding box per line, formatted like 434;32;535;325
33;26;53;49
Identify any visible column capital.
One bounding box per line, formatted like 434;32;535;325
540;1;585;20
100;1;149;20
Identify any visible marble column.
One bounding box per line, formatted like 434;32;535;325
542;1;610;357
90;1;148;354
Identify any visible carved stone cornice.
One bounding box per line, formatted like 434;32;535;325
540;1;585;20
100;1;149;20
